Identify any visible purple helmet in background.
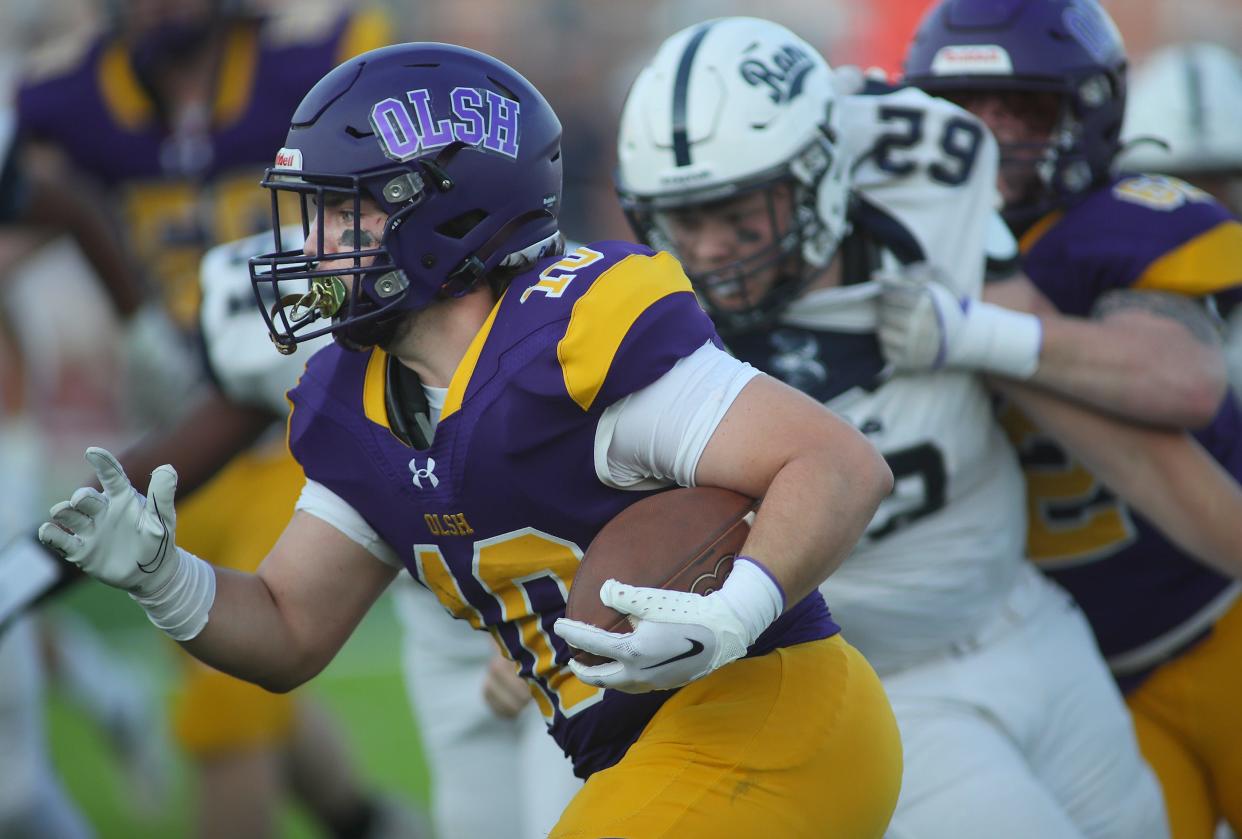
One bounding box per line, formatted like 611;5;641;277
903;0;1126;218
250;43;563;353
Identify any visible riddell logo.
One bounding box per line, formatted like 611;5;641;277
930;45;1014;75
273;147;303;169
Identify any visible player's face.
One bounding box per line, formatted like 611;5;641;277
950;91;1061;208
302;194;389;266
659;183;794;312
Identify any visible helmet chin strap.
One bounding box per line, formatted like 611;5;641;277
439;209;556;298
333;308;405;354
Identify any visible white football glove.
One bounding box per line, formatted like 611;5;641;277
38;447;214;640
39;447;181;595
554;558;784;694
877;266;1043;380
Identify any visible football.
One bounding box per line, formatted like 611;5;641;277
564;487;757;665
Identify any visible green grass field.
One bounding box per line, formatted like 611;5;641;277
41;583;431;839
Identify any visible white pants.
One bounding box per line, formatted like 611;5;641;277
393;580;581;839
0;617;93;839
882;565;1169;839
0;423;92;838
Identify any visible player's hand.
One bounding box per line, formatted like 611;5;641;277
555;581;752;693
38;448;184;597
482;653;532;719
877;266;962;372
877;265;1042;379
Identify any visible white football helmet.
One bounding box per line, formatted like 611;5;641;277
1119;42;1242;176
616;17;851;335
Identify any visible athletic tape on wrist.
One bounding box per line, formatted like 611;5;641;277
958;300;1042;379
130;547;216;641
719;556;786;644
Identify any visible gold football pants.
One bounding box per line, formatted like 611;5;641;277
1128;595;1242;839
551;634;902;839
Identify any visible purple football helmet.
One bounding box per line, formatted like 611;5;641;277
250;43;563;352
903;0;1127;222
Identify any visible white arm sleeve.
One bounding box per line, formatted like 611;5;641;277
295;480;403;568
298;344;756;556
595;342;761;490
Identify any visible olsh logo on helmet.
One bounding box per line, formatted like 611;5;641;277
370;88;521;163
739;44;815;104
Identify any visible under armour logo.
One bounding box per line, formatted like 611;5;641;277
409;457;439;489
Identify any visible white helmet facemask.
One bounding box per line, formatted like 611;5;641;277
1119;42;1242;178
616;16;852;335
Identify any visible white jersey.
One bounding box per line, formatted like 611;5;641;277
197;227;330;416
737;88;1028;675
806;289;1028;675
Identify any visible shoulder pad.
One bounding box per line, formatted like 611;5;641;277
19;28;99;87
1110;174;1218;214
261;4;347;48
550;244;715;411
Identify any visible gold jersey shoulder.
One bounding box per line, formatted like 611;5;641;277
557;248;694;411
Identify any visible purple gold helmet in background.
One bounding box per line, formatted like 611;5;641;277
903;0;1126;217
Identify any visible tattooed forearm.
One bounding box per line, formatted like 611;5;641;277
1091;289;1223;346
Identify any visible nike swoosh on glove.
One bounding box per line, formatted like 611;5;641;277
555;582;750;693
553;557;784;694
38;447;183;597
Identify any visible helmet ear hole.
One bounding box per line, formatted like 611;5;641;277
435;209;490;239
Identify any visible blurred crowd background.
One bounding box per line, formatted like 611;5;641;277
0;1;1239;836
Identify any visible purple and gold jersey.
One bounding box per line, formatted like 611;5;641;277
1006;174;1242;688
15;7;389;325
287;241;837;777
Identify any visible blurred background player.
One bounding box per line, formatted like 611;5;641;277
1118;40;1242;391
616;16;1173;839
10;1;416;836
0;114;94;839
3;100;180;839
901;2;1242;837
